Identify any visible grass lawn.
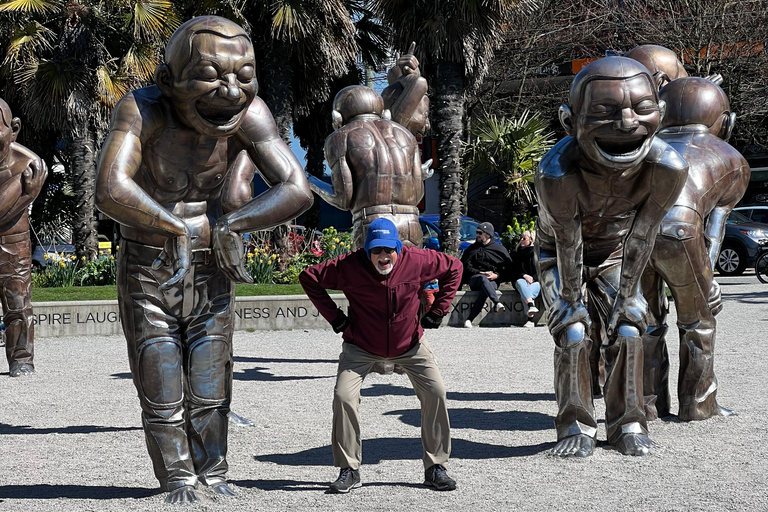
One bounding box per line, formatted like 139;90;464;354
31;283;307;302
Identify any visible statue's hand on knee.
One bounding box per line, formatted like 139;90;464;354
708;279;723;316
155;230;191;291
213;221;253;284
608;294;647;338
547;298;590;338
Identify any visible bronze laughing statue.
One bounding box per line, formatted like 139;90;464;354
309;84;429;249
95;16;312;503
641;76;749;421
381;42;431;138
535;57;688;457
0;98;47;378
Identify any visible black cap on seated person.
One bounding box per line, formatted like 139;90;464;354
477;222;494;237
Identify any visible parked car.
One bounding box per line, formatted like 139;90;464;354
32;235;75;268
734;205;768;225
419;215;498;254
716;210;768;275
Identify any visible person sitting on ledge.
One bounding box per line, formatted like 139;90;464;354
511;230;541;322
299;218;462;494
460;222;513;328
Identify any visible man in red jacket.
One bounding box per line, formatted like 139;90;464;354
300;218;462;494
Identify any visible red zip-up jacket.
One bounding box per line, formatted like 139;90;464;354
299;246;463;357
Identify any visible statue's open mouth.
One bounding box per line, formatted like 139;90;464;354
196;102;247;128
595;135;648;161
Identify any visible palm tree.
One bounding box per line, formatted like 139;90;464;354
463;110;554;221
0;0;178;261
375;0;540;255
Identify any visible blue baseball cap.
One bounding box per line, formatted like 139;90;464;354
364;218;403;255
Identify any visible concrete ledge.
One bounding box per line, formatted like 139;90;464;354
24;290;543;338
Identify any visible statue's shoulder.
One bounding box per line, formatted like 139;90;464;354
646;136;687;174
110;85;165;134
538;137;581;181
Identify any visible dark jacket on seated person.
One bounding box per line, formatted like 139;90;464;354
511;245;537;282
460;240;513;285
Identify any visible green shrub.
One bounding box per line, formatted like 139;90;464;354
274;252;320;284
320;227;353;261
244;246;278;284
502;214;537;253
77;255;117;286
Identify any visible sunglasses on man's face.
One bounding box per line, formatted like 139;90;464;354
371;247;396;255
476;231;485;236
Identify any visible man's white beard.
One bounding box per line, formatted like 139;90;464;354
376;265;394;275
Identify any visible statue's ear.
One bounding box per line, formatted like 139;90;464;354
332;110;343;130
559;105;574;136
720;112;736;141
10;117;20;143
654;71;670;90
154;64;173;97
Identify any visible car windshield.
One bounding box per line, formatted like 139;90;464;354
460;219;480;240
728;211;751;223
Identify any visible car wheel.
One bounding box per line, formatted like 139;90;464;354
716;244;746;276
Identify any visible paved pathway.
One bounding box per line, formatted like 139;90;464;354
1;274;766;511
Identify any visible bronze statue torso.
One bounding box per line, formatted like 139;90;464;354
118;89;246;249
329;116;422;213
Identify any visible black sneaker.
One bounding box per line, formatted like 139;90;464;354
424;464;456;491
328;468;361;494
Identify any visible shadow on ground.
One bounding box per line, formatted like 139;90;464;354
384;408;554;431
362;383;555;402
0;484;157;500
0;423;141;435
254;437;554;467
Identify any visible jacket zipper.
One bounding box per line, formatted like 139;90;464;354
386;273;390;357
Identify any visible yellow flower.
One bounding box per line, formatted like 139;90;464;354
333;237;340;243
106;248;111;254
43;254;49;260
116;245;120;251
110;255;115;260
331;244;336;250
81;256;86;262
70;255;76;261
59;261;66;268
259;259;264;264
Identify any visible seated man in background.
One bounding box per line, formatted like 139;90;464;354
299;218;462;494
460;222;512;327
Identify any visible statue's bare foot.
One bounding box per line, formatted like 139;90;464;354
210;483;236;497
9;363;35;377
549;434;595;458
165;486;199;504
613;433;659;456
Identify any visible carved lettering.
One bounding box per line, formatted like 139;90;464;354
275;307;285;318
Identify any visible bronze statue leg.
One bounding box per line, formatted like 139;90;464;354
117;242;235;491
652;235;722;421
586;296;604;398
538;252;597;457
640;265;671;420
587;261;653;455
0;239;34;375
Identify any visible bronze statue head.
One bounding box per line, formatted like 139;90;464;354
560;56;665;172
624;45;688;90
0;98;20;164
154;16;257;138
331;85;385;129
660;76;735;140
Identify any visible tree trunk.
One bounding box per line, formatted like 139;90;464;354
70;126;98;262
260;42;294;265
433;61;465;256
261;42;294;145
304;142;325;230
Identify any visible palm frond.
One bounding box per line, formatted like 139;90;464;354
132;0;178;41
123;42;159;81
96;62;134;108
3;21;55;65
0;0;58;14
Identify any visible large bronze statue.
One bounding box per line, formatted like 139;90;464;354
309;84;429;249
535;57;688;457
0;98;47;377
95;16;313;503
641;76;749;421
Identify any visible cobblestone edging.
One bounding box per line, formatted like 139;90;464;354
23;290;543;338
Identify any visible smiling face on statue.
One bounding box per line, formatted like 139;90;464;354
157;17;257;139
560;57;664;174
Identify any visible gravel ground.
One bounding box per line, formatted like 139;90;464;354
1;274;767;511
